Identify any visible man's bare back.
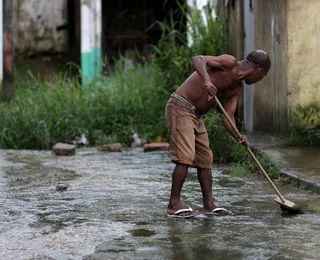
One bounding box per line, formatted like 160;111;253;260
175;64;242;114
174;53;269;143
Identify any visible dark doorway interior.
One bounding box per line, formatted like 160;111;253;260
102;0;186;65
67;0;81;65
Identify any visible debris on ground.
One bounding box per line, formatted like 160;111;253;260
74;133;89;147
144;142;169;152
97;143;123;152
131;132;148;147
52;142;75;156
56;182;70;191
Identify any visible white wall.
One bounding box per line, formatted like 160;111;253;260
15;0;68;53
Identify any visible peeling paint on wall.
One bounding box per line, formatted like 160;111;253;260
287;0;320;105
287;0;320;125
15;0;68;53
0;0;3;86
4;34;13;72
81;0;102;84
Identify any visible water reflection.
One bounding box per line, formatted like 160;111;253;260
166;217;244;260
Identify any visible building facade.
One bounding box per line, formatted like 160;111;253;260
223;0;320;133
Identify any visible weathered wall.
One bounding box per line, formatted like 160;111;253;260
223;0;244;123
287;0;320;125
253;0;288;133
224;0;288;133
223;0;320;133
225;0;243;60
81;0;102;84
0;0;3;86
15;0;69;53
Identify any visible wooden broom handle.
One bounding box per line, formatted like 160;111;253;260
214;96;285;202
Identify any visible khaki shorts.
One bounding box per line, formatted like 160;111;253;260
165;97;213;169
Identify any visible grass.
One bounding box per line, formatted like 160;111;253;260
0;62;168;149
228;163;249;177
279;104;320;147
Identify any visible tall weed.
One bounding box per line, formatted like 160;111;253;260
281;104;320;146
0;62;168;149
153;1;226;93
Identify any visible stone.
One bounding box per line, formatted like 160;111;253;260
144;142;169;152
56;182;69;191
52;142;75;156
97;143;122;152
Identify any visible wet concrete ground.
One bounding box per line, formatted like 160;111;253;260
249;132;320;193
0;148;320;260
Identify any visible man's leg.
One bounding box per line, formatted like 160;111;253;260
194;120;232;215
197;168;216;210
197;168;232;215
167;163;197;216
165;99;197;217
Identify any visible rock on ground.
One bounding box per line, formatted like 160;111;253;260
52;142;75;156
97;143;123;152
144;142;169;152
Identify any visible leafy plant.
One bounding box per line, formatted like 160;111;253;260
152;0;226;93
0;61;168;149
282;104;320;146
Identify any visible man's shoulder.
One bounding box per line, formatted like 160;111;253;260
219;54;237;59
219;54;237;61
217;54;238;68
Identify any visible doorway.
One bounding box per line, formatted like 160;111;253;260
101;0;186;65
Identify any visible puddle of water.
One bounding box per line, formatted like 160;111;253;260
0;148;319;260
129;228;157;237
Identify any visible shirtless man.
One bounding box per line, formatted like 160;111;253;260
165;50;271;218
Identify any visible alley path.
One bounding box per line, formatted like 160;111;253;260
0;148;319;260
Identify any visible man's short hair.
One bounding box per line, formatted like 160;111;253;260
246;50;271;71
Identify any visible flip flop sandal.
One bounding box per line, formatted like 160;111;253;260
167;207;198;219
203;207;232;216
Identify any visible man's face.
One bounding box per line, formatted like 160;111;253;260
244;68;268;85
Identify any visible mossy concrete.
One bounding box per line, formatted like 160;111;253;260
249;132;320;193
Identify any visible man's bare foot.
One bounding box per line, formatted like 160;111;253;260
167;202;198;218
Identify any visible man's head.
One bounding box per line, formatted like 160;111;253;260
244;50;271;84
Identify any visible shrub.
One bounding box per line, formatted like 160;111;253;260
0;63;168;149
282;104;320;146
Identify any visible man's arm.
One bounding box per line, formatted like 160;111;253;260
192;55;237;101
192;54;237;80
221;87;249;146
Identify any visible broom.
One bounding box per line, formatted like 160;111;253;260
214;96;304;214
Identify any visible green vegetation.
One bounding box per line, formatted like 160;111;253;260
153;2;226;93
204;112;282;177
0;64;167;149
281;104;320;146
